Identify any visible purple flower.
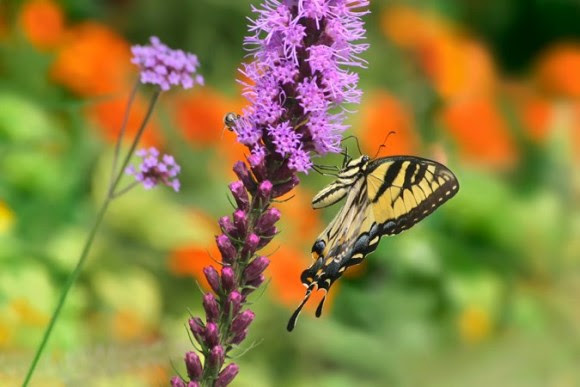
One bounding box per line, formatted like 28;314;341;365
125;147;181;192
131;36;204;91
173;1;369;385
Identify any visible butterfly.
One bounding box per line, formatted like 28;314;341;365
287;154;459;331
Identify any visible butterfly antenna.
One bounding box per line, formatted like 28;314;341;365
373;131;396;159
287;285;315;332
315;292;327;318
342;135;363;156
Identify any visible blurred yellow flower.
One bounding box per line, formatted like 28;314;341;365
10;298;48;327
458;305;492;344
18;0;65;50
0;201;14;233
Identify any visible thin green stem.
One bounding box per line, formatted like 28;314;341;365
22;90;161;387
22;197;111;387
109;80;140;188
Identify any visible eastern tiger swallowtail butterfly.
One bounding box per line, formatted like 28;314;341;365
287;154;459;331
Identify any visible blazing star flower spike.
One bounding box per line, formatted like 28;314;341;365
131;36;204;91
125;147;181;191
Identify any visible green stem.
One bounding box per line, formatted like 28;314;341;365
22;90;161;387
21;197;111;387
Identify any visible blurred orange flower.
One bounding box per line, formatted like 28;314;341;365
51;22;132;96
112;309;148;342
359;91;419;156
382;6;495;101
268;245;337;314
504;83;554;143
442;97;518;168
168;245;218;289
86;93;162;146
536;43;580;99
18;0;64;50
172;88;235;146
276;187;322;247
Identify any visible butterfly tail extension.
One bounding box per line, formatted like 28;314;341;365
287;284;316;332
315;293;327;318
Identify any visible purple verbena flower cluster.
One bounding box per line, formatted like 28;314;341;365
131;36;204;91
173;1;368;385
125;147;181;192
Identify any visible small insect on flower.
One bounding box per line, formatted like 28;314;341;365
125;147;181;192
223;112;240;131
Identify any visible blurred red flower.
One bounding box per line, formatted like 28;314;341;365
536;43;580;99
359;91;419;156
18;0;64;50
51;22;132;96
442;97;518;168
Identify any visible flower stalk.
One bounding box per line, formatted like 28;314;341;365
172;1;369;385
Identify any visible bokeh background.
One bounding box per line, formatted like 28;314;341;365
1;0;579;386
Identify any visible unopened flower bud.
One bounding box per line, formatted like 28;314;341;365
272;175;299;198
231;310;255;334
218;216;237;237
170;376;186;387
233;161;257;192
258;227;276;248
229;180;249;211
205;322;219;347
209;345;225;369
203;293;220;322
189;317;205;343
215;363;240;387
216;234;237;264
256;180;273;203
230;328;248;345
243;274;265;295
248;153;267;181
203;266;221;294
226;290;243;317
187;382;200;387
241;233;260;257
233;209;248;235
243;256;270;282
185;351;203;380
254;208;281;235
221;266;235;293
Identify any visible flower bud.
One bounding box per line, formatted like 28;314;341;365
256;180;273;203
254;208;281;235
209;345;225;369
258;227;276;248
185;351;202;380
218;216;237;237
231;310;255;334
221;266;236;293
170;376;186;387
216;234;237;264
233;209;248;235
272;175;299;198
187;382;200;387
243;274;265;295
203;266;221;294
229;180;249;211
248;153;267;181
215;363;240;387
202;293;220;322
230;328;248;345
226;290;243;317
189;317;205;343
241;233;260;258
205;322;219;347
243;256;270;282
233;161;257;192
